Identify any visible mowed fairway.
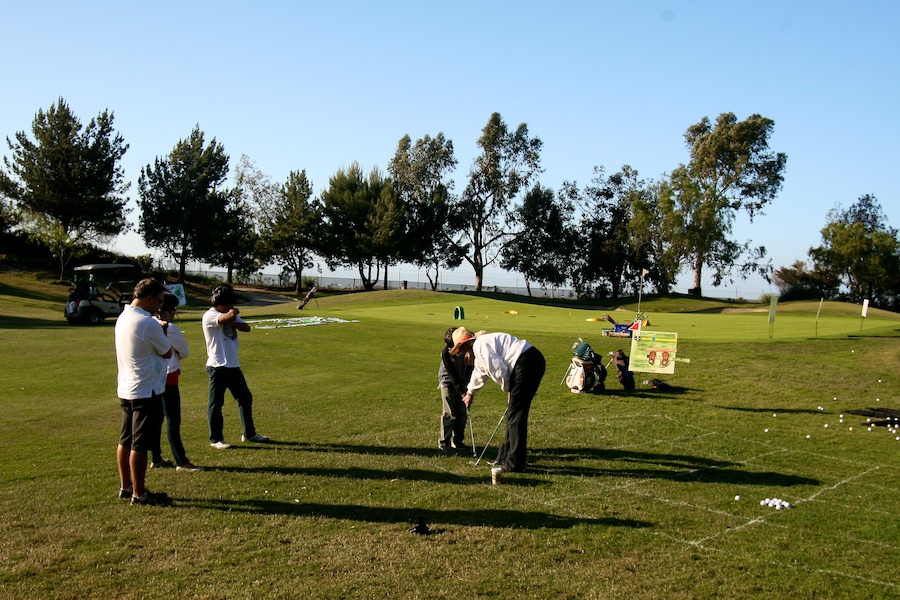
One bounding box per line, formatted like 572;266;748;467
1;274;898;599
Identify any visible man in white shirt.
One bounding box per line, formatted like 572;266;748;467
115;278;172;505
203;284;269;449
450;327;546;472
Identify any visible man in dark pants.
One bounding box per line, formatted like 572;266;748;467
450;327;546;472
202;285;269;448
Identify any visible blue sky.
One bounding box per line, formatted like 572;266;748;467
2;1;897;297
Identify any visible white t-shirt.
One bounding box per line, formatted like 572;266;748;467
466;332;532;394
115;304;171;399
156;317;189;374
203;307;244;367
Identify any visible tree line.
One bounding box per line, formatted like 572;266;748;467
2;98;898;307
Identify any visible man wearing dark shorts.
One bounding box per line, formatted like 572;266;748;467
115;279;172;505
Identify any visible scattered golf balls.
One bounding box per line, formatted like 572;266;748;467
818;406;824;410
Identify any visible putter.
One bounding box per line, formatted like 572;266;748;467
474;407;509;466
467;410;477;457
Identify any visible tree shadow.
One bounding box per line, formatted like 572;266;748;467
175;497;651;530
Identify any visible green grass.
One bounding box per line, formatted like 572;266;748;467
1;273;898;599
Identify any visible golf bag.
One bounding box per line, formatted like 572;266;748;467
611;349;635;391
566;342;607;393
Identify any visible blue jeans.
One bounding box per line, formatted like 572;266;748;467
207;366;256;443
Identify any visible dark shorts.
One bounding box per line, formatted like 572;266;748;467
119;394;163;451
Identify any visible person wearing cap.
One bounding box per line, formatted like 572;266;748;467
450;327;545;472
437;327;473;451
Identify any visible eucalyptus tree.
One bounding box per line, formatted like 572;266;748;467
457;112;542;291
388;132;462;290
0;97;130;278
669;113;787;295
138;126;231;281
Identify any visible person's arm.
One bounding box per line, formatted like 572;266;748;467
167;323;190;359
217;307;251;332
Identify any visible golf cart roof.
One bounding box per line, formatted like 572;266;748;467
73;264;137;272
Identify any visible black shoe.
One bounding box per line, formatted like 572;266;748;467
131;490;169;505
118;487;133;499
438;443;452;452
150;458;174;469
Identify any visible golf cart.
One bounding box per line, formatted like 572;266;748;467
64;264;142;325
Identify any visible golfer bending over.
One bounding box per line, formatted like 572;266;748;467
450;327;545;473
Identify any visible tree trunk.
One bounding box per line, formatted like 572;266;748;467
690;252;703;296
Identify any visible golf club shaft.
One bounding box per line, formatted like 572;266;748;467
475;407;508;466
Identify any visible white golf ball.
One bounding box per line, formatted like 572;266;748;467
840;414;844;418
734;495;742;501
806;435;811;439
839;419;844;423
765;428;769;433
824;424;829;428
868;427;872;432
773;413;777;418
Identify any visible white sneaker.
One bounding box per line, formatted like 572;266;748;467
241;433;270;443
210;441;231;449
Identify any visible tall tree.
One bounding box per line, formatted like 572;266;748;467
457;112;542;291
809;194;899;308
248;159;322;293
204;187;259;284
501;184;573;296
318;163;384;290
580;166;644;298
138;126;230;281
365;169;402;290
0;98;130;278
670;113;787;295
627;178;687;294
388;133;462;290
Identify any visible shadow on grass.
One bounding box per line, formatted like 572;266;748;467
0;315;76;329
208;464;526;486
530;447;820;486
176;497;651;530
716;406;825;415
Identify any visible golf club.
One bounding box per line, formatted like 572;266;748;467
467;410;477;457
474;406;509;466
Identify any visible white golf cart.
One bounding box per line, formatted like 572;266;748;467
64;264;142;325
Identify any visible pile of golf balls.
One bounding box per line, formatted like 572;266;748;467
761;497;792;510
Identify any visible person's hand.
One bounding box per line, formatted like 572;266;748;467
463;393;473;408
